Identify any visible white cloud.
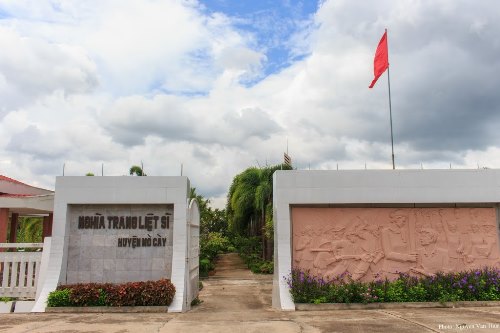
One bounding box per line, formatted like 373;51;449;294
0;26;98;116
1;0;500;208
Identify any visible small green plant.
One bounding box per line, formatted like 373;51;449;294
232;236;274;274
200;258;214;277
258;261;274;274
47;289;72;307
200;232;232;260
0;297;15;303
199;232;232;276
191;297;202;306
248;260;273;274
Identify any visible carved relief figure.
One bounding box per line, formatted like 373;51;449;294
466;222;492;264
344;220;384;280
294;227;314;272
440;209;465;271
292;207;499;283
466;222;500;267
415;209;447;248
310;218;384;281
312;226;346;274
381;210;418;279
322;227;361;279
482;224;499;259
431;215;448;249
411;228;450;276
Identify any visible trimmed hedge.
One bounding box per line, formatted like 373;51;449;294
48;279;175;307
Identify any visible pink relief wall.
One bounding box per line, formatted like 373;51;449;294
292;207;500;281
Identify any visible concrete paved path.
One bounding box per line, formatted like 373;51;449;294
1;253;499;332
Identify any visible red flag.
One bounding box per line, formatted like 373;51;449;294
369;31;389;88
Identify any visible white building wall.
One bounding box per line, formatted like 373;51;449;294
273;169;500;310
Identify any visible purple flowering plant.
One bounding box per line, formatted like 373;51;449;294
285;266;500;304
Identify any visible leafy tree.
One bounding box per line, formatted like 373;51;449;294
129;165;146;176
190;188;228;235
226;167;261;236
16;217;42;243
202;208;227;235
226;164;292;259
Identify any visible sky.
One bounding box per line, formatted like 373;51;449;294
1;0;500;208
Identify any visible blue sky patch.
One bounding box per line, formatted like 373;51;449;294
200;0;319;80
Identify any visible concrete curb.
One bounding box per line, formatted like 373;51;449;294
0;301;36;313
0;301;14;313
46;306;169;313
296;301;500;311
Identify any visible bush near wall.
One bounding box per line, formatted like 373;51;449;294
47;279;175;307
286;267;500;304
199;232;234;277
233;236;273;274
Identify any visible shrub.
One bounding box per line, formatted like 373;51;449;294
191;297;202;306
0;297;15;303
102;284;122;307
50;279;175;307
199;231;232;276
57;283;106;306
149;279;176;306
47;289;72;307
200;232;231;261
232;236;262;258
257;261;274;274
200;258;214;277
248;259;273;274
286;267;500;304
232;236;273;274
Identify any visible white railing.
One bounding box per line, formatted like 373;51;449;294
0;243;43;299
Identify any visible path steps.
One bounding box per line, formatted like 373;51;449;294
208;253;261;279
192;253;273;313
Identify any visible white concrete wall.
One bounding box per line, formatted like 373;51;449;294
272;169;500;310
32;176;191;312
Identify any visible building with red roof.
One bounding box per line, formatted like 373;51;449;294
0;175;54;244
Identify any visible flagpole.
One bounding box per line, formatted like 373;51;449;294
386;28;395;169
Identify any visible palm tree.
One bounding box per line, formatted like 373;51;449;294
129;165;146;176
255;164;292;259
16;217;42;243
227;167;260;236
226;164;292;259
254;168;273;259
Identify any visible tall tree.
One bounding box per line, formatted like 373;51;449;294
227;167;261;236
226;164;292;259
190;187;228;236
